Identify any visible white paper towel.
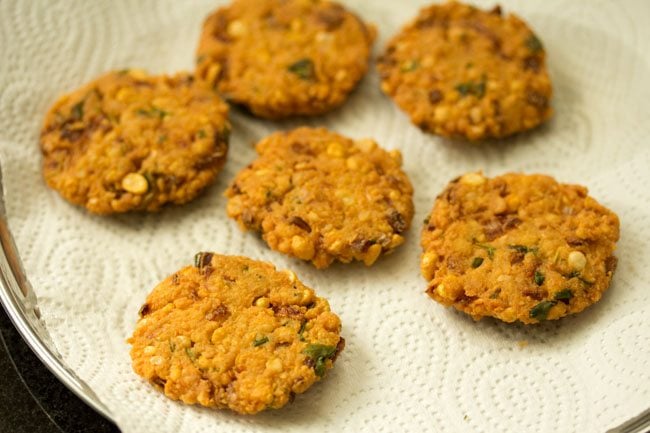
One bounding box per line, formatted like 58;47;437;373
1;0;649;432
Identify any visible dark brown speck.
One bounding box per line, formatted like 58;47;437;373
315;4;345;30
605;256;618;274
289;216;312;233
205;304;230;321
272;304;304;318
194;252;213;269
138;303;151;317
351;237;374;253
387;210;407;234
523;56;541;72
429;89;443;104
526;90;548;109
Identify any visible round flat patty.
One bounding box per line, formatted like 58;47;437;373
196;0;375;118
40;70;230;214
377;1;552;140
225;127;414;269
128;253;344;414
421;172;620;324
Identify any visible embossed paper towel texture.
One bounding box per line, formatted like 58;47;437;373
0;0;649;432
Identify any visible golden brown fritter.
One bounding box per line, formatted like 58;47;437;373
421;172;620;324
196;0;375;118
128;253;344;414
40;69;230;214
225;127;414;269
377;1;552;140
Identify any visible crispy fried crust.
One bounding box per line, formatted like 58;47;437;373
225;127;414;268
128;253;344;414
421;172;620;324
377;1;552;140
196;0;375;118
40;70;230;214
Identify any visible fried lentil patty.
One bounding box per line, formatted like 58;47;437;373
196;0;375;118
377;1;552;140
225;127;414;268
40;69;230;214
128;253;344;414
421;172;619;323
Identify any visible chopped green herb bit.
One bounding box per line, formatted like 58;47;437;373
472;239;495;259
554;289;573;302
529;300;555;321
303;344;336;359
288;58;315;80
196;55;206;64
400;60;419;72
314;359;328;377
471;257;484;268
423;216;430;225
578;276;594;286
143;172;155;190
534;270;545;286
157;134;167;144
508;245;538;254
489;288;501;299
455;76;486;98
303;344;337;377
298;321;307;341
71;101;84;120
197;129;207;138
253;335;269;347
566;271;594;286
169;340;176;352
137;106;169;119
218;126;231;142
526;34;543;53
185;347;197;360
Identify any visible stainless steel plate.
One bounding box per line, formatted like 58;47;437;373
0;165;113;422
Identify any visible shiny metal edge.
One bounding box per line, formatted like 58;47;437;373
606;408;650;433
0;166;114;422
